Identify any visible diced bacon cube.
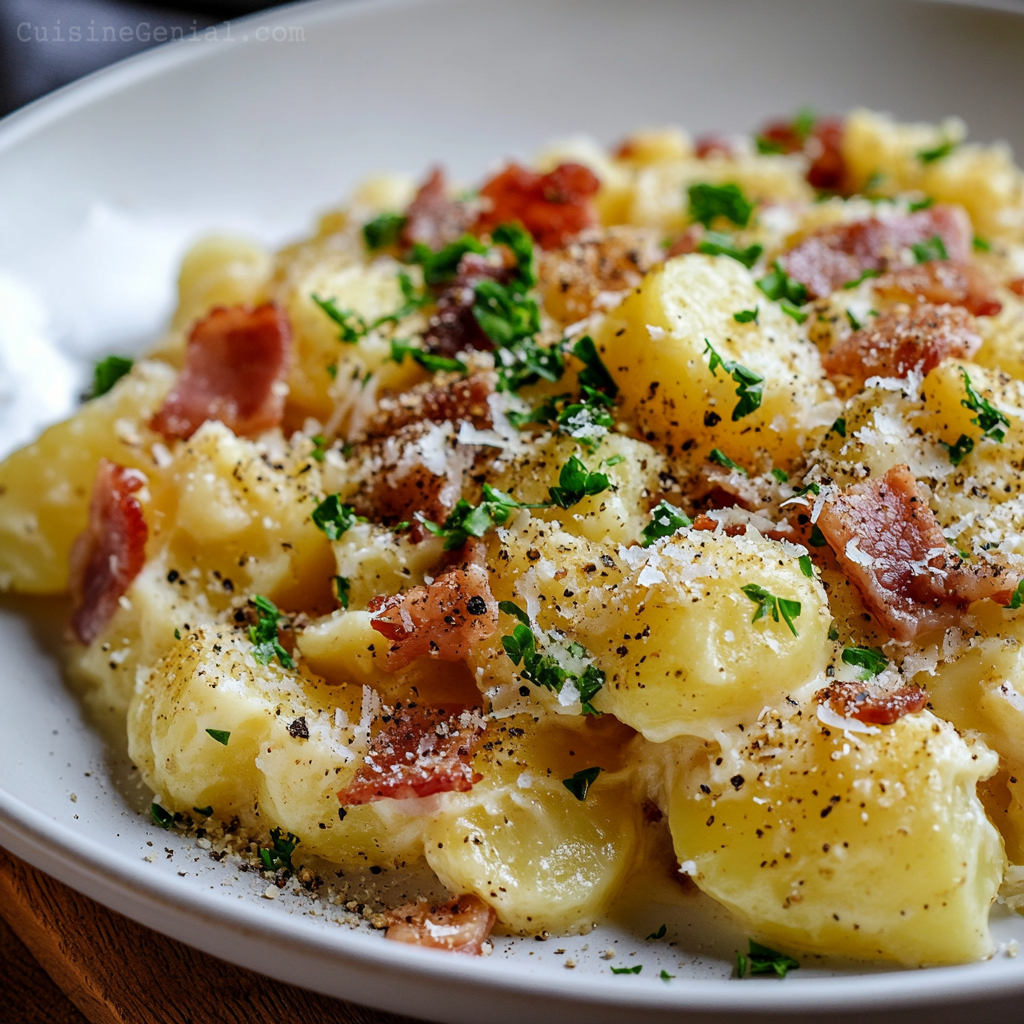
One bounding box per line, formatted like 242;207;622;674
400;167;472;252
384;894;496;955
875;261;1002;317
68;459;148;644
815;681;928;726
151;303;291;441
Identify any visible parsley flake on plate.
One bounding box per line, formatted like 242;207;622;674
205;728;231;746
741;583;801;637
960;367;1011;443
562;766;604;801
247;595;294;670
841;645;887;678
708;448;748;477
736;939;800;979
641;500;692;547
362;211;406;250
312;495;363;540
91;355;134;398
703;339;764;420
688;182;754;229
610;965;643;975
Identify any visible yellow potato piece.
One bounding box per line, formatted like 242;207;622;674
424;715;641;934
665;706;1003;966
594;254;830;469
0;360;174;594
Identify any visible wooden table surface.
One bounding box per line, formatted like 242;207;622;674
0;846;421;1024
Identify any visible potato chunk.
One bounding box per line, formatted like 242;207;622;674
424;716;640;934
594;254;830;469
664;706;1003;965
0;361;174;593
470;517;830;739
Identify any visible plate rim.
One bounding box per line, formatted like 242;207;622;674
3;0;1024;1015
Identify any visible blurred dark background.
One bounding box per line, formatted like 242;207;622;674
0;0;284;117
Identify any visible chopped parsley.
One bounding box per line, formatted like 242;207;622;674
333;575;351;609
205;728;231;746
312;495;362;540
646;924;667;941
771;467;789;483
390;338;468;375
1008;579;1024;611
845;309;862;332
940;433;975;467
660;970;676;982
960;368;1011;443
247;595;294;669
309;434;328;462
572;334;618;399
423;484;540;550
736;939;800;979
688;182;754;229
756;261;809;323
808;524;827;547
192;806;213;818
409;233;487;286
363;212;406;250
311;294;368;343
709;448;748;477
842;268;880;290
548;455;612;509
611;965;643;975
696;231;763;269
733;307;759;323
842;645;887;678
911;233;949;264
259;827;300;875
741;584;801;637
831;417;847;437
908;196;935;213
174;628;181;640
500;602;605;715
641;500;692;547
973;236;992;252
151;803;175;829
704;340;764;420
917;138;958;164
799;554;814;578
562;766;603;801
91;355;134;398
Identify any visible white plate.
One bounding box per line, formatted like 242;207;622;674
3;1;1024;1020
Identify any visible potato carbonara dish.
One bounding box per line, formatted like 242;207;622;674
4;108;1024;971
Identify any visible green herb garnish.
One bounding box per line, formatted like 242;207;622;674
646;924;667;941
660;970;675;982
733;307;759;323
911;233;949;264
409;233;488;286
736;940;800;979
611;965;643;975
151;803;175;829
310;434;328;462
709;448;748;477
771;467;789;483
312;495;362;540
363;212;406;250
259;827;300;875
842;268;881;290
548;456;612;509
205;728;230;746
917;139;957;164
641;500;692;547
333;576;351;609
247;595;294;669
757;261;809;322
841;645;887;678
741;583;801;637
563;767;604;801
423;484;540;551
973;236;992;252
960;368;1011;443
704;340;764;420
92;355;134;398
845;309;862;332
192;806;213;817
1008;579;1024;611
688;182;754;229
799;554;813;578
831;417;847;437
696;231;763;269
940;433;974;467
390;338;468;375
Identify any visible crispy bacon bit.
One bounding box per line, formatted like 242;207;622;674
423;251;514;356
538;227;662;323
692;512;745;537
369;563;498;670
815;681;928;725
758;116;848;192
665;225;703;259
473;162;600;249
694;135;736;160
338;704;486;805
399;167;472;251
384;894;496;955
362;371;496;441
68;459;148;644
875;261;1002;317
783;205;973;299
1009;277;1024;298
817;464;1019;641
822;303;982;385
151;304;290;441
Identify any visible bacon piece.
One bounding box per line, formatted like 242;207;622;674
822;303;982;385
757;116;848;192
399;167;472;252
473;162;600;250
423;251;514;356
384;894;496;955
692;513;745;537
816;464;1019;641
783;205;973;299
665;225;702;259
815;681;928;726
338;704;486;805
362;371;495;441
151;304;290;441
369;562;497;670
68;460;148;644
875;261;1002;317
1009;278;1024;298
538;227;662;323
694;135;736;159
